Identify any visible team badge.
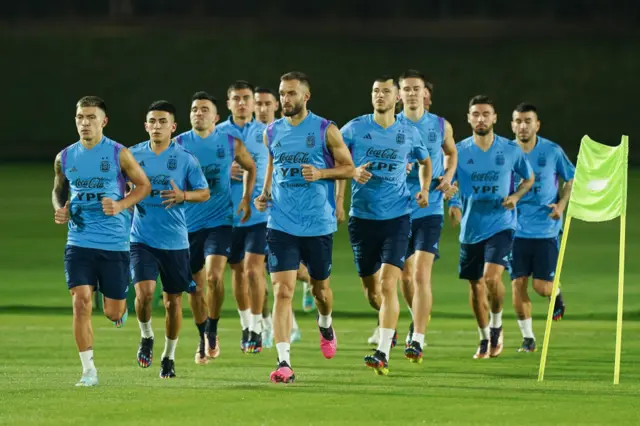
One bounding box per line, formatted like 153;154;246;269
396;132;406;145
100;159;110;172
495;153;505;166
537;155;547;167
217;146;225;159
306;133;316;148
428;129;436;142
167;158;177;171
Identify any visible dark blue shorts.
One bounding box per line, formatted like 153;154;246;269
188;226;233;273
266;229;333;281
406;214;443;260
348;215;411;278
130;243;195;295
229;222;268;265
459;230;514;281
64;245;130;300
510;237;560;281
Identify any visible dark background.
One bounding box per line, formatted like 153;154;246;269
1;1;636;163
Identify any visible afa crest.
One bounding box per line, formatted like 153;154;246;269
256;134;263;144
217;146;225;159
537;155;547;167
167;158;177;171
100;160;110;172
306;133;316;148
495;153;505;166
428;129;436;142
396;132;406;145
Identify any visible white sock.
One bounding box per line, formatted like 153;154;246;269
377;328;395;358
263;314;273;330
318;312;332;328
79;349;95;373
478;326;490;340
408;307;414;320
413;332;425;348
138;319;154;339
490;311;503;328
162;337;178;360
517;318;535;339
302;281;310;294
291;311;299;330
250;314;263;334
238;309;251;330
276;342;291;365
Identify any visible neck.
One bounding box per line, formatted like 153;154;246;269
150;138;171;153
193;126;214;139
473;131;495;150
517;135;538;153
233;115;250;128
403;106;425;122
373;109;396;129
285;107;309;127
80;134;102;149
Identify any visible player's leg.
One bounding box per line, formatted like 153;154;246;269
203;226;233;359
365;215;410;374
459;240;490;359
97;249;129;327
297;262;315;312
483;230;514;358
156;247;193;379
261;260;274;348
130;243;160;368
510;237;536;352
532;237;565;320
243;224;267;353
229;226;251;352
187;230;209;364
267;229;301;383
400;254;415;346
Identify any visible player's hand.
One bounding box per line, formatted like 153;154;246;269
254;192;270;212
335;202;345;224
237;198;252;223
435;175;452;193
54;201;70;224
354;162;372;184
444;181;459;201
415;189;429;208
102;197;124;216
502;195;519;210
301;164;323;182
548;203;564;220
231;161;244;181
406;162;414;175
449;207;462;227
160;180;185;209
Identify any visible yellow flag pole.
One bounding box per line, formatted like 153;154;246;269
614;136;629;385
538;216;572;382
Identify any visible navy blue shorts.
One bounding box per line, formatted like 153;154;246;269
406;214;443;260
348;215;411;277
64;245;130;300
229;222;268;265
266;229;333;281
459;230;514;281
130;243;195;295
510;237;560;281
188;226;233;273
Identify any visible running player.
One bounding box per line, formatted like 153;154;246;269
255;71;355;383
175;91;256;363
449;95;534;359
340;76;431;375
53;96;151;386
130;100;210;378
510;103;574;352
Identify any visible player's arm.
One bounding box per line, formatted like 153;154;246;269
503;154;534;210
335;179;346;223
437;120;457;191
302;124;355;181
254;133;273;212
549;149;576;219
233;138;257;204
52;152;70;224
416;155;432;208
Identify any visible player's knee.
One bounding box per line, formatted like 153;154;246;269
103;305;124;322
246;266;263;287
273;282;294;301
206;270;224;287
163;295;181;312
136;288;154;305
532;280;552;297
72;292;92;316
483;274;501;289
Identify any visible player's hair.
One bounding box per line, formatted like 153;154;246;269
399;69;426;84
424;81;434;96
255;86;278;98
280;71;311;91
514;102;539;118
227;80;255;97
374;75;399;89
147;100;176;117
469;95;494;109
191;91;218;108
76;96;107;115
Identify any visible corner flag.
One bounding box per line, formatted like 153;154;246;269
538;135;629;384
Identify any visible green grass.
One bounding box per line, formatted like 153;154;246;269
1;164;640;425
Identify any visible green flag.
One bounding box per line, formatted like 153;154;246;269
567;135;629;222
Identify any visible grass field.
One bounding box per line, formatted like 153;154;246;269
2;164;640;425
